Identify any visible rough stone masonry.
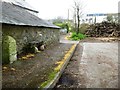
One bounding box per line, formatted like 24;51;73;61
2;24;60;55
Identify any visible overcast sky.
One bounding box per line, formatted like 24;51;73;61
26;0;120;19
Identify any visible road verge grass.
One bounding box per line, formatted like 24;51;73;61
39;44;76;89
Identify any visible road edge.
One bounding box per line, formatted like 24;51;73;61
44;43;78;89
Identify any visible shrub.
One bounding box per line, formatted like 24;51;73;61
70;32;86;40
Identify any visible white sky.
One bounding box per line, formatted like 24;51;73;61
26;0;120;19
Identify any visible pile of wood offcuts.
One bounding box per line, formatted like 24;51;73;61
85;22;120;37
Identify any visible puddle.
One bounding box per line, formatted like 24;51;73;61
55;73;77;88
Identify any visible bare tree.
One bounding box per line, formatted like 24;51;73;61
73;0;84;34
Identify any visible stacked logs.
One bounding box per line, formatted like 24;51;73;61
85;22;120;37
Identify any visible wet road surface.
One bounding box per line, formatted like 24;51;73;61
79;43;118;88
55;42;119;88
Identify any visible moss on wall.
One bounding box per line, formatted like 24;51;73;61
2;36;9;64
2;24;60;54
2;35;17;64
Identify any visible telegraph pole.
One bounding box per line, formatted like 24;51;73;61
68;9;69;21
67;9;70;33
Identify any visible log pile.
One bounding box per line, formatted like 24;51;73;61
85;22;120;37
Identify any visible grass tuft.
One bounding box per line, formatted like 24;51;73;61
70;32;86;40
40;71;57;89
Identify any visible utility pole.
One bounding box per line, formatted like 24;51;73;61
94;16;96;24
73;7;77;33
67;9;69;33
68;9;69;21
77;7;80;34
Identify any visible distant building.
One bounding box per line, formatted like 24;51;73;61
81;13;119;24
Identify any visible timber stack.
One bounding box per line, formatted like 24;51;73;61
85;22;120;37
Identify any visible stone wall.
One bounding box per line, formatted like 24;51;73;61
0;24;2;55
2;24;60;54
118;1;120;24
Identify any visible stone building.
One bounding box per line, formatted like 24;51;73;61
1;0;60;64
118;1;120;23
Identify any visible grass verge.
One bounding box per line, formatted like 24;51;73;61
40;70;57;89
39;44;76;89
70;32;86;41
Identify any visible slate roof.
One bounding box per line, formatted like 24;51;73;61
2;0;39;13
1;0;60;29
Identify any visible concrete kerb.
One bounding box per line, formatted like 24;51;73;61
43;43;78;89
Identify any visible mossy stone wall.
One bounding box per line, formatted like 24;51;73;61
2;24;60;54
2;36;17;64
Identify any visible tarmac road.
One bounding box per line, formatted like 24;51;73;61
79;42;118;88
56;34;119;88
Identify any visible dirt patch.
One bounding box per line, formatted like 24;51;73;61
2;43;73;88
79;37;120;43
